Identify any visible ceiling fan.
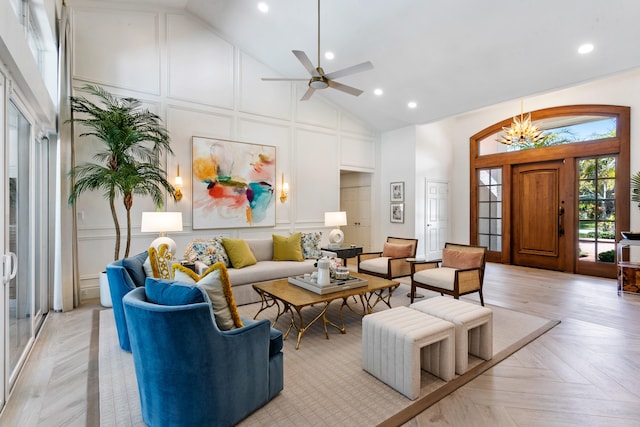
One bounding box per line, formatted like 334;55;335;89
261;0;374;101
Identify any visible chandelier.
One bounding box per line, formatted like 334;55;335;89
497;100;544;145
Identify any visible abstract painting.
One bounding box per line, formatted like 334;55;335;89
192;137;276;229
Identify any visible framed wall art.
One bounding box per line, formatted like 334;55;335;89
390;181;404;202
390;203;404;223
192;136;276;229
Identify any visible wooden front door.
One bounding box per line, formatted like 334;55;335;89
512;161;567;271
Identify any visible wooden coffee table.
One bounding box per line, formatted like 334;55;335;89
252;272;399;349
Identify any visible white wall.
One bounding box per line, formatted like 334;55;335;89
70;1;378;299
414;118;456;255
377;126;416;249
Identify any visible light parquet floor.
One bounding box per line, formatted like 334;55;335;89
1;262;640;426
405;264;640;427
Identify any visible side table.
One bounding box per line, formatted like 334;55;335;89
321;245;363;267
406;257;442;299
179;261;197;272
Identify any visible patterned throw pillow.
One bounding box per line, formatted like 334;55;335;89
186;236;231;267
182;238;209;262
301;232;322;259
173;262;243;330
148;244;173;279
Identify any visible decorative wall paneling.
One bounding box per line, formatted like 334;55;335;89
70;3;378;299
238;52;291;120
166;13;234;108
72;8;161;95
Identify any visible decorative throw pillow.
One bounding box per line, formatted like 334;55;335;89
173;262;243;330
441;248;484;270
221;238;257;269
145;277;206;306
121;250;149;288
301;231;322;259
182;238;210;263
382;242;413;258
273;233;304;261
148;244;173;279
190;236;231;267
142;256;154;278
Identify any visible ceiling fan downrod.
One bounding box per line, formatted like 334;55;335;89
316;0;321;71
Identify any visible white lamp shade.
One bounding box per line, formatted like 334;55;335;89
141;212;182;255
174;176;183;186
140;212;183;233
324;211;347;227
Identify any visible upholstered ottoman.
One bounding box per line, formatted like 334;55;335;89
410;296;492;374
362;306;455;400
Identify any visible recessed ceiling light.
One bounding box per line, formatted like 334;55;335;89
408;101;417;109
257;2;269;13
324;51;334;60
578;43;594;54
374;88;383;96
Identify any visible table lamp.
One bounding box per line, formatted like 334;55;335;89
140;211;183;255
325;211;347;249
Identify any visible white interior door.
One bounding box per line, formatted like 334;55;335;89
425;179;449;260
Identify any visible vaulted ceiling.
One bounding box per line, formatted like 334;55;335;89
138;0;640;132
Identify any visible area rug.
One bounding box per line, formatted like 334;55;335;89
98;283;559;427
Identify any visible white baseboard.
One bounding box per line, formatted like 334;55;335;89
81;285;100;302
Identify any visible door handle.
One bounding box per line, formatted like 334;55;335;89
3;252;17;284
558;206;565;237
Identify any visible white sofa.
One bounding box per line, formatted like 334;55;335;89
194;238;334;305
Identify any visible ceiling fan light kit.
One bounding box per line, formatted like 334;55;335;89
261;0;373;100
309;75;329;89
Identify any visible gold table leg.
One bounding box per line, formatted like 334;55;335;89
253;289;288;326
340;284;400;317
287;302;330;350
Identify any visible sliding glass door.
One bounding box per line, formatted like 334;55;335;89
7;100;33;385
2;93;49;403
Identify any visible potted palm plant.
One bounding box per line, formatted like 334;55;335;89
68;84;176;261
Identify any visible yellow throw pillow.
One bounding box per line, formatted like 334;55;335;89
172;262;243;330
273;233;304;261
221;238;257;269
148;244;173;279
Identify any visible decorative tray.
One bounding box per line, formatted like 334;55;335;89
288;275;368;295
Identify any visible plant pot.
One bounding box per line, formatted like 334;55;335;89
100;271;112;307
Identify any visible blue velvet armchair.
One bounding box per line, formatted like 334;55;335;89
123;285;284;427
105;251;148;352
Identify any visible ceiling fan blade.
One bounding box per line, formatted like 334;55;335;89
324;61;373;80
261;77;309;81
300;86;316;101
292;50;320;77
327;80;363;97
